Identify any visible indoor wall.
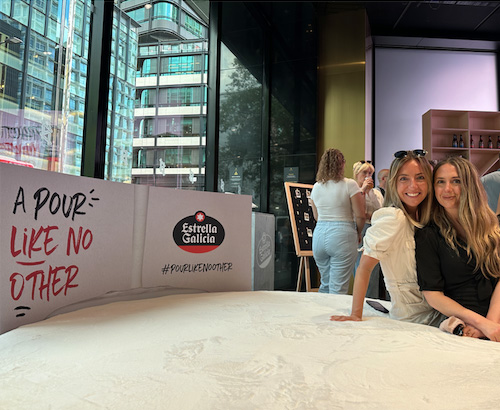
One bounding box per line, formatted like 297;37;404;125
373;47;498;171
317;9;367;174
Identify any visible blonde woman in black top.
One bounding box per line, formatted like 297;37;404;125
416;156;500;341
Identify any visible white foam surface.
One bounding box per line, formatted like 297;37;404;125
1;291;499;409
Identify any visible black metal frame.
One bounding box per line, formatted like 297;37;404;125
205;1;221;192
81;0;114;179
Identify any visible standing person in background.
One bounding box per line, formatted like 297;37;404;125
370;167;391;300
310;148;366;294
480;156;500;212
375;168;390;197
416;156;500;341
352;161;384;274
496;193;500;220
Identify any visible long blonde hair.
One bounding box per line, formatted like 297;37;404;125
316;148;345;182
384;151;433;228
432;156;500;278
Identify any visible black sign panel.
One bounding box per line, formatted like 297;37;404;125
284;182;316;256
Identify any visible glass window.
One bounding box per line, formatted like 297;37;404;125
31;8;46;35
49;0;59;19
126;8;146;24
134;118;155;138
218;6;264;208
74;2;84;32
139;58;158;77
153;2;179;23
1;0;11;15
139;45;158;56
132;148;155;168
157;116;202;138
144;149;156;167
34;0;46;11
47;18;59;42
117;61;126;80
158;87;201;107
13;0;29;26
161;43;180;54
136;89;156;108
184;14;203;38
160;55;203;76
161;147;199;166
0;0;94;176
72;33;82;55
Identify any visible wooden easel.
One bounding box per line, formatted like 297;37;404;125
284;182;318;292
296;255;314;292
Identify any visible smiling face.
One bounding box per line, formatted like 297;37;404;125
396;159;429;214
434;163;461;217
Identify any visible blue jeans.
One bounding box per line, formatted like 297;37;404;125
312;221;358;294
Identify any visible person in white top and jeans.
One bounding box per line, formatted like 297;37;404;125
310;148;366;294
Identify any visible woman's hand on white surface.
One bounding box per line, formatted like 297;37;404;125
462;324;483;338
478;320;500;341
424;290;500;342
330;314;362;322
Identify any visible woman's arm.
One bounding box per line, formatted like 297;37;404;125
330;254;379;321
423;290;500;341
310;199;318;222
486;281;500;323
350;192;366;243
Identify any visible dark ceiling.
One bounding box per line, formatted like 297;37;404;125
315;1;500;48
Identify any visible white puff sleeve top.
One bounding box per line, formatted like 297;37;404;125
363;207;443;326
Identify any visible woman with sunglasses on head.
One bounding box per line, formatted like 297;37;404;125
352;160;384;258
415;156;500;341
310;148;366;294
352;160;384;298
331;150;444;326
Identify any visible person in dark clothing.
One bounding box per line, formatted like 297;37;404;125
415;156;500;341
375;168;389;197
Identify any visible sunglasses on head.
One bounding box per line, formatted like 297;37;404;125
359;160;372;164
394;149;427;159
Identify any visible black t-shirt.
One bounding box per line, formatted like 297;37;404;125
415;224;497;317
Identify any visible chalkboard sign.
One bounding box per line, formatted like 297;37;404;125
284;182;316;257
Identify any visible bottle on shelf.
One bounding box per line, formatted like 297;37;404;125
489;136;493;149
479;135;484;148
497;136;500;149
470;135;475;148
459;134;464;148
452;134;458;147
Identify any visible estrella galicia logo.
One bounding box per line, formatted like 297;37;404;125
257;232;273;269
173;211;225;253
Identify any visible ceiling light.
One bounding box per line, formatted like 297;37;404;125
145;3;152;9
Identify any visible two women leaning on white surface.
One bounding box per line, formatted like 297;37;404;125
330;150;500;341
